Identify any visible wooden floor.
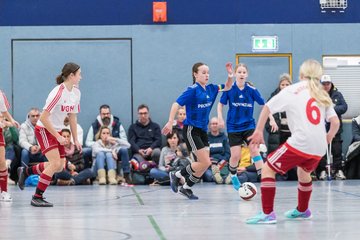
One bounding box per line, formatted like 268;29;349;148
1;180;360;240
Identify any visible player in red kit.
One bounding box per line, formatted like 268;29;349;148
17;62;82;207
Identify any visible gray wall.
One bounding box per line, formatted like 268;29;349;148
0;23;358;153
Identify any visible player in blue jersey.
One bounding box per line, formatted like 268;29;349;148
162;62;233;199
217;63;265;191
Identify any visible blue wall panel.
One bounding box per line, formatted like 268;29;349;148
0;23;359;152
0;0;359;26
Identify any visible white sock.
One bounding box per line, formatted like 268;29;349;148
175;171;182;178
183;183;191;189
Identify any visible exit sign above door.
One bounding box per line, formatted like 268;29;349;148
252;36;278;52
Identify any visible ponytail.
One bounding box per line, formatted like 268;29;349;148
56;74;65;84
299;59;332;107
56;62;80;85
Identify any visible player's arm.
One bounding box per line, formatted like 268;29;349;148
162;102;180;135
326;115;340;144
69;113;82;152
1;111;19;128
217;103;225;129
40;110;65;144
223;62;234;91
248;105;271;145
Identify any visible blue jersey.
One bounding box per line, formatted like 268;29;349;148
220;82;265;132
177;82;224;131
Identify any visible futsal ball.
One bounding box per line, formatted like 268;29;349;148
238;182;257;200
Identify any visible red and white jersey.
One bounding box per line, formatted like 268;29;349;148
37;83;81;131
266;81;336;157
0;90;10;112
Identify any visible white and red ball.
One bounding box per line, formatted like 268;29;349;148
238;182;257;200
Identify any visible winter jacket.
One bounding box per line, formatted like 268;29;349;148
128;119;162;153
207;132;230;162
326;84;347;134
19;118;37;150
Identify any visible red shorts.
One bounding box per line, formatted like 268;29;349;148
35;126;65;158
0;128;4;147
267;143;321;175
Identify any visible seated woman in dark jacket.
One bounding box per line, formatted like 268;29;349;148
345;115;360;179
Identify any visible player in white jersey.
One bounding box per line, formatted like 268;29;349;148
0;90;19;202
17;62;82;207
246;59;339;224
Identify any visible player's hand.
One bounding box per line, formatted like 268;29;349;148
74;140;82;153
226;62;234;78
218;118;225;129
269;119;279;132
326;133;335;145
12;120;20;128
248;130;264;146
57;135;66;145
162;121;173;135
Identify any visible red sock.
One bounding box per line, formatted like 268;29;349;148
0;169;8;192
261;177;276;214
27;162;45;176
34;173;52;198
297;181;312;212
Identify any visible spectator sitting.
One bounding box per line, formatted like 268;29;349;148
18;108;47;168
207;117;230;184
150;131;191;185
344;114;360;179
1;115;20;179
173;107;186;141
54;129;95;185
128;104;162;165
63;114;84;145
92;126;130;185
85;104;132;183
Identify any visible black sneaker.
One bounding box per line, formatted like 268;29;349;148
179;187;199;200
169;172;180;193
17;167;26;190
31;196;53;207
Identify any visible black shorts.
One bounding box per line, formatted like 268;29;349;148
228;129;255;147
183;125;209;152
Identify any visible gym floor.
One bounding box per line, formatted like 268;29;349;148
1;180;359;240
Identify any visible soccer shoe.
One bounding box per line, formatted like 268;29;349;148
0;191;12;202
246;211;277;224
31;196;53;207
17;167;26;190
169;172;180;193
335;170;346;180
318;170;327;181
284;208;312;220
179;187;199;200
231;175;241;191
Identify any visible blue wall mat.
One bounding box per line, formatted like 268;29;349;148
0;0;359;26
12;39;132;139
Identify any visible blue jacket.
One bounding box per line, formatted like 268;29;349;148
207;132;230;162
326;84;348;134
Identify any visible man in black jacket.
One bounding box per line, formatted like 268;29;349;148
318;75;348;180
128;104;162;165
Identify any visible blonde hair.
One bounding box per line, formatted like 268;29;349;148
234;63;248;73
299;59;332;107
95;126;111;141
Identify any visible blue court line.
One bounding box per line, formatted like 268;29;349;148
331;189;360;198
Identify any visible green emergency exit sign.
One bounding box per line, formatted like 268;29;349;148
252;36;278;52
